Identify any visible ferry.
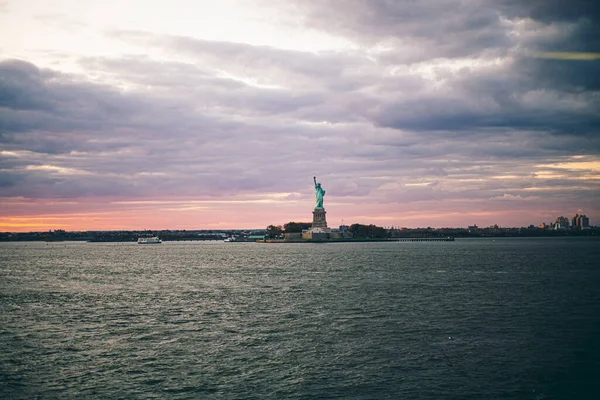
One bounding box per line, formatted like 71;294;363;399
137;236;162;244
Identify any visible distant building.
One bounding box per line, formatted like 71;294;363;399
248;235;266;241
571;214;590;230
582;215;590;229
554;216;569;230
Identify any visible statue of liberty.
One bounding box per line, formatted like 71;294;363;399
313;176;326;209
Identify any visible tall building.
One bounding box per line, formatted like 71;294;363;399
571;214;590;230
581;215;590;229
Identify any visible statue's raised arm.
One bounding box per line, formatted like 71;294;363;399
313;176;317;187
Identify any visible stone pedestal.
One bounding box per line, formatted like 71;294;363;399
312;208;327;228
301;208;331;240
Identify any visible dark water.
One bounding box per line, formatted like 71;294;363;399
1;238;600;399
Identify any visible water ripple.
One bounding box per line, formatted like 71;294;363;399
1;238;599;399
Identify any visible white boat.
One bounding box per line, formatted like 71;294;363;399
137;236;162;244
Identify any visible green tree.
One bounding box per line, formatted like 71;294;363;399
266;225;283;238
283;222;312;233
349;223;388;238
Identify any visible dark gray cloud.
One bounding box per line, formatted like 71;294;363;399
284;0;599;52
0;58;352;199
374;87;600;136
272;0;514;61
498;0;599;31
501;0;600;93
517;56;600;92
0;60;54;111
293;0;600;91
273;1;600;141
110;29;599;142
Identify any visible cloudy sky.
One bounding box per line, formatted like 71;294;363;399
1;0;599;231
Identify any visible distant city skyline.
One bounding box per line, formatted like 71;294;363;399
1;0;599;232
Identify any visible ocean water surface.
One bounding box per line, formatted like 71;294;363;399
1;238;599;399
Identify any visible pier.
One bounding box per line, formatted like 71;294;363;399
396;237;455;242
261;237;456;243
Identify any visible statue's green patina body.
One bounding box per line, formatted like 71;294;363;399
313;176;326;210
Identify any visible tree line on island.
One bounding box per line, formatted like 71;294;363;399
3;225;598;242
266;222;388;239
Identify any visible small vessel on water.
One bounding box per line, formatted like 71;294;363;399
137;236;162;244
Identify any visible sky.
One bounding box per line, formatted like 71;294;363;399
0;0;599;231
